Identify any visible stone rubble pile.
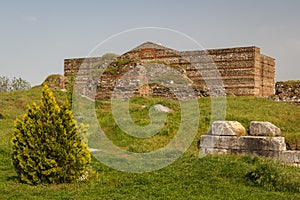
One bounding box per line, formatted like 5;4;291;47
271;81;300;104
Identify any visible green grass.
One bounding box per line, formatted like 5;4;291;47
90;96;300;153
225;97;300;147
0;87;300;199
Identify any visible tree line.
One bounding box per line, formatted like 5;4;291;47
0;76;31;92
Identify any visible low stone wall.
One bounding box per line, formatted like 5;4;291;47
199;121;300;166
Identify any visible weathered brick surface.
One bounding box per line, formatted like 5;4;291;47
64;42;275;99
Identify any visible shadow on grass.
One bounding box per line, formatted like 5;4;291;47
6;175;18;182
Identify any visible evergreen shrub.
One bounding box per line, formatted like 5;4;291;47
11;85;91;184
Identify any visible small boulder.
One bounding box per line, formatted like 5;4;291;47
249;121;281;136
212;121;246;136
152;104;173;113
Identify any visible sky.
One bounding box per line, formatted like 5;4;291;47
1;0;300;86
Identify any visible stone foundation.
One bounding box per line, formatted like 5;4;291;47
200;121;300;166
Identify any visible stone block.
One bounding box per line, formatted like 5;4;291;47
211;121;246;136
200;135;286;151
237;136;286;151
200;135;238;149
250;121;281;136
152;104;173;113
200;147;230;155
279;151;300;163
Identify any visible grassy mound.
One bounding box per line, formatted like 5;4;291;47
0;87;300;199
43;74;64;90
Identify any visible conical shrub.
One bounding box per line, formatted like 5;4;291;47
11;84;91;184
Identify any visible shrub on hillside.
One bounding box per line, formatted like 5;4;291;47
11;84;91;184
245;161;300;192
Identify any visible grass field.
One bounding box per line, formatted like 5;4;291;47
0;86;300;199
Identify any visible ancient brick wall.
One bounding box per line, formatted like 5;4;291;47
260;55;275;96
64;57;103;89
184;47;258;96
64;42;275;99
181;47;274;97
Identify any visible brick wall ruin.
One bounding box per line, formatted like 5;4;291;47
64;42;275;99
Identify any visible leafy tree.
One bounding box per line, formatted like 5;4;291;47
10;77;31;91
0;76;9;92
11;84;91;184
0;76;31;92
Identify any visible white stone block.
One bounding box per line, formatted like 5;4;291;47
250;121;281;136
212;121;246;136
238;136;286;151
200;135;238;149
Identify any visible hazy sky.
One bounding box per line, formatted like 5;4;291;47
1;0;300;86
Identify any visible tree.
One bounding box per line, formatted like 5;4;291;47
10;77;31;91
11;84;91;184
0;76;9;92
0;76;31;92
